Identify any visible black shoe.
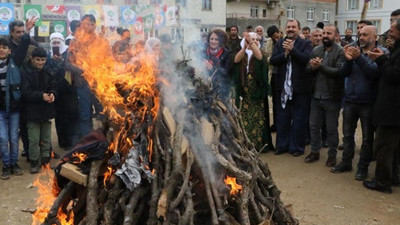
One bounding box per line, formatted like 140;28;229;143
41;157;51;166
355;169;368;181
11;163;23;175
338;144;344;150
1;166;11;180
291;151;304;157
30;160;40;174
326;156;337;167
363;180;392;194
330;162;352;173
304;152;320;163
321;140;328;148
51;152;60;159
21;150;27;157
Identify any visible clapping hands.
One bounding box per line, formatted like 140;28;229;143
43;93;55;103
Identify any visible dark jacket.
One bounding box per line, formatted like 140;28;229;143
308;43;346;100
0;33;31;112
21;62;57;122
46;51;79;119
373;42;400;127
270;37;313;94
340;45;388;104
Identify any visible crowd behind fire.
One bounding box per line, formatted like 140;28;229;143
1;9;400;195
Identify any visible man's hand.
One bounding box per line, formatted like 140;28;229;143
386;37;395;49
349;46;361;59
203;60;213;71
343;45;353;61
310;57;323;70
43;93;51;102
367;48;384;61
283;39;294;56
25;17;38;33
48;93;55;103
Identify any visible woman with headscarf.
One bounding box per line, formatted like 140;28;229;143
46;32;80;150
233;32;274;152
203;29;232;103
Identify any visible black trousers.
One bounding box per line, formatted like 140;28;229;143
374;126;400;187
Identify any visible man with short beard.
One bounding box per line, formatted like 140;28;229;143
363;18;400;194
341;28;355;46
226;26;242;56
305;25;345;167
378;9;400;51
270;19;313;156
330;26;387;179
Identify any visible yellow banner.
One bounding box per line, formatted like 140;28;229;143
38;21;50;37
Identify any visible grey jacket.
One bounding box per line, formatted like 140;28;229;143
307;43;346;100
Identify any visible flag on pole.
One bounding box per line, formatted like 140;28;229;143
103;5;119;27
53;21;67;37
154;5;166;29
46;5;65;14
0;22;10;36
0;3;14;23
120;6;136;25
134;17;143;35
38;21;50;37
143;14;154;32
166;6;178;26
24;5;42;23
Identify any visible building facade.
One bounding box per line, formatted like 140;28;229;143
336;0;398;35
226;0;283;33
283;0;336;30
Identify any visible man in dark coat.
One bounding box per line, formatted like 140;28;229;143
270;19;313;156
363;18;400;194
21;47;57;173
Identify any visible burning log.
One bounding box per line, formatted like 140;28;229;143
31;28;298;225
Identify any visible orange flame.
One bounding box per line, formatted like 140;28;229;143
71;152;87;164
103;166;114;186
69;24;159;160
32;166;74;225
224;175;243;196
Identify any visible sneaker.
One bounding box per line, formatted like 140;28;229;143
1;166;11;180
11;164;23;175
30;161;40;174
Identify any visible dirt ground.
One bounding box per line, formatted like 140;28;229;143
1;118;400;225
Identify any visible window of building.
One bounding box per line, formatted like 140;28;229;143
307;8;314;21
150;0;162;4
347;0;359;10
200;28;211;33
250;5;259;18
346;20;358;34
370;20;381;33
175;0;187;7
125;0;138;4
263;9;267;18
287;6;295;19
202;0;212;11
370;0;382;9
322;9;330;21
171;28;185;42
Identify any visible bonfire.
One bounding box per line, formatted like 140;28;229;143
31;26;297;225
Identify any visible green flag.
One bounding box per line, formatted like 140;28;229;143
53;21;66;37
24;5;42;24
143;14;154;32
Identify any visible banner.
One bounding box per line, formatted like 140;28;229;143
53;21;67;37
103;5;119;27
38;21;50;37
0;22;10;36
166;6;178;26
0;3;14;23
143;14;154;32
24;5;42;24
133;17;143;35
120;6;136;25
154;5;166;29
84;5;101;25
46;5;65;15
65;6;81;34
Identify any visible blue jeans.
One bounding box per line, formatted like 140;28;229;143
0;110;20;166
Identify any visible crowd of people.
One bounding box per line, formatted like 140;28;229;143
0;9;399;195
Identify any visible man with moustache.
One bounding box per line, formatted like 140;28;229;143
331;26;387;179
341;28;355;46
227;26;242;56
302;27;311;40
255;26;267;48
270;19;313;156
363;18;400;194
305;25;345;166
379;9;400;51
310;28;323;47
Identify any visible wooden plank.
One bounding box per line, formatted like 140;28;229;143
60;163;88;187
